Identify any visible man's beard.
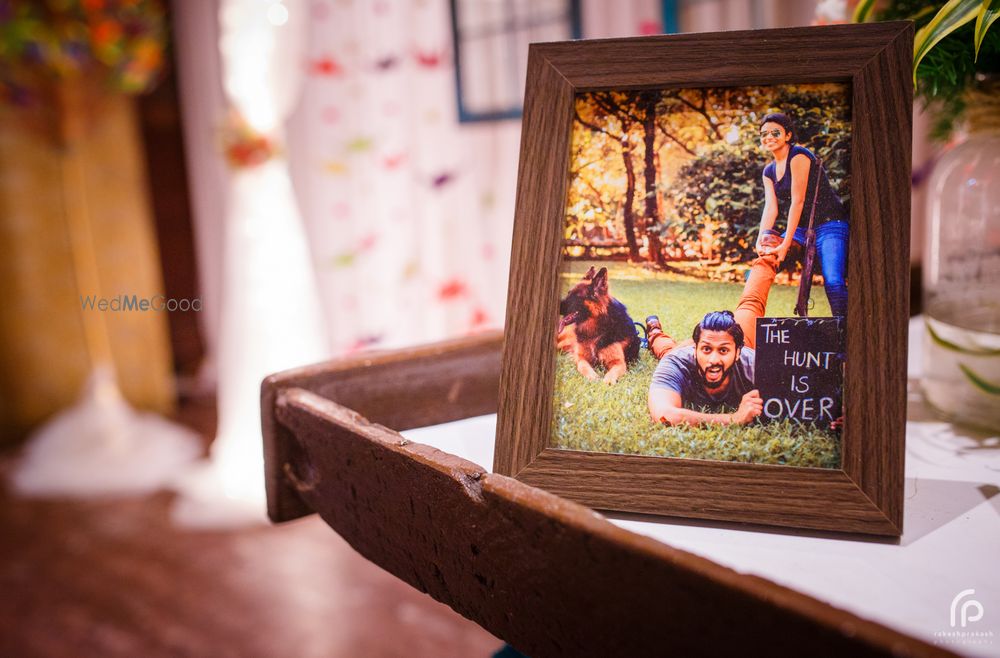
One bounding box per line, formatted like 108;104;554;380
698;362;733;390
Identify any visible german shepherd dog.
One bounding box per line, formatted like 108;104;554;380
557;266;641;385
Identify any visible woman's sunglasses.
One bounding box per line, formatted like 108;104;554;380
759;129;784;139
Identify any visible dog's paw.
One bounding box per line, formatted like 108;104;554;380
576;361;599;381
602;372;619;386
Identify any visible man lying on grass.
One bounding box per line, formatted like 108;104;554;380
646;311;763;426
646;235;788;426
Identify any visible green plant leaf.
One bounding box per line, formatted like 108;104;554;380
926;319;1000;355
914;0;982;82
975;0;1000;61
853;0;877;23
959;363;1000;395
910;5;941;23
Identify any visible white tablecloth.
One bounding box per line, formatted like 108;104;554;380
402;317;1000;657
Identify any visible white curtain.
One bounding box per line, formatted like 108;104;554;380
213;0;327;482
286;0;517;353
287;0;717;353
172;0;327;525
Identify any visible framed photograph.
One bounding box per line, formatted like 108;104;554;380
495;22;913;536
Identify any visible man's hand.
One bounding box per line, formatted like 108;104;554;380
732;389;763;425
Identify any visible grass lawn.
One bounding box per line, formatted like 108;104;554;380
551;260;840;468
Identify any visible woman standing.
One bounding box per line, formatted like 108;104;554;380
754;112;849;317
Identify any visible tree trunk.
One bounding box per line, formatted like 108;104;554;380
642;96;665;266
621;146;640;262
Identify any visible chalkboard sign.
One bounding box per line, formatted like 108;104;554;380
754;317;845;425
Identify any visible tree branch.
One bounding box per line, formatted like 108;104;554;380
579;177;606;206
574;108;622;140
592;93;642;125
570;157;608;175
656;119;697;157
667;90;723;140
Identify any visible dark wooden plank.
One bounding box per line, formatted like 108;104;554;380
495;23;913;536
136;43;204;377
274;388;954;658
262;331;503;522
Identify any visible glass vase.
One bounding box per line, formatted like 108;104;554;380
920;79;1000;433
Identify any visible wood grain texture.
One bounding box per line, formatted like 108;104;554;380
495;48;576;478
495;23;913;536
842;26;913;533
263;330;503;522
534;22;910;90
273;389;953;658
517;450;897;535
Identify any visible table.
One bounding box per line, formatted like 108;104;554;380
264;318;999;657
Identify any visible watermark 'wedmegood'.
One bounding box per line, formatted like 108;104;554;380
80;295;202;312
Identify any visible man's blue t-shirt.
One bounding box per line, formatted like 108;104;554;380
650;345;755;412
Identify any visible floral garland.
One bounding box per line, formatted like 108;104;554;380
0;0;166;106
219;111;279;169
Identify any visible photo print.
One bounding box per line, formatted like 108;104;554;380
552;83;851;468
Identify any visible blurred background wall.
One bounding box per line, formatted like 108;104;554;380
0;0;934;446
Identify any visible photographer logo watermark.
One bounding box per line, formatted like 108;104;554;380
81;294;202;313
952;590;985;628
933;589;993;648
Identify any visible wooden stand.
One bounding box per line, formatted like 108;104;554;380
262;332;952;657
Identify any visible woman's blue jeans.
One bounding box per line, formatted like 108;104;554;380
787;220;849;317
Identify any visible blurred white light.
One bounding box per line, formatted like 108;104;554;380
725;124;740;145
815;0;847;22
220;0;279;131
267;2;288;26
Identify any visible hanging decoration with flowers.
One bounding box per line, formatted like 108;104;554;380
219;109;279;169
0;0;166;108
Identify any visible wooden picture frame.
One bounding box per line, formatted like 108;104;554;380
495;22;913;536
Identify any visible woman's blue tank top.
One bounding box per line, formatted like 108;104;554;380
763;144;848;229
